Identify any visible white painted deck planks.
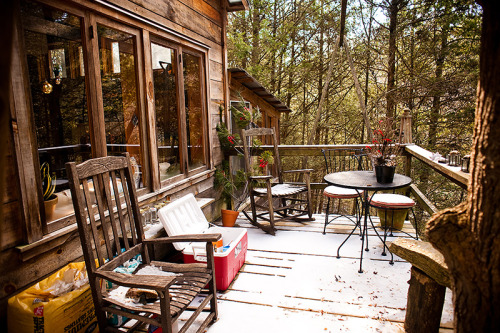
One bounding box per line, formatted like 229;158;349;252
177;213;454;332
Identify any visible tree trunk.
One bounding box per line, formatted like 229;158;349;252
428;7;450;151
426;2;500;332
386;0;400;121
344;40;372;142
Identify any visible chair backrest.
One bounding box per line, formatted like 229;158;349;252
322;148;369;174
241;127;283;183
66;153;146;275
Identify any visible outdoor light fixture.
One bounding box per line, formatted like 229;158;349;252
448;150;461;167
461;155;471;173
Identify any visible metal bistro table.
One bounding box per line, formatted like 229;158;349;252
324;170;412;273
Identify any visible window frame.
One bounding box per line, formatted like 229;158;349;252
148;33;211;188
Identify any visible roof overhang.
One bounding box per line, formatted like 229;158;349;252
227;0;249;12
229;68;292;113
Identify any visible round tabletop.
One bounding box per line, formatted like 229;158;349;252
324;170;412;191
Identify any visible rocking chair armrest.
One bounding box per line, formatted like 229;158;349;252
283;169;313;174
144;234;222;244
96;270;177;291
249;175;273;180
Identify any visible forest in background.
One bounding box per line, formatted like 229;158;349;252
227;0;482;231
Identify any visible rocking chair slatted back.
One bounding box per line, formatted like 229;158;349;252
66;153;148;272
242;127;283;182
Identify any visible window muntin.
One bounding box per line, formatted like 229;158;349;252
151;41;181;181
98;24;145;189
22;0;89;223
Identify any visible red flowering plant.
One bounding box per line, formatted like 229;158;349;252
365;118;402;167
216;121;241;152
255;150;274;174
231;100;261;129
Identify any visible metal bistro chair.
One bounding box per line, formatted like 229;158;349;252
66;153;220;333
369;192;418;264
242;127;314;235
321;148;368;235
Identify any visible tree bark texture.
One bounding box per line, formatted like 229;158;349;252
426;1;500;332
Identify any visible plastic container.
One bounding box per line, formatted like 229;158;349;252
158;194;247;290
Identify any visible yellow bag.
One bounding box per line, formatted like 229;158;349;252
7;261;98;333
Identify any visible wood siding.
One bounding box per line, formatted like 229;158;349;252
0;0;228;322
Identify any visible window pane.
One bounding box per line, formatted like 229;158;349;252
98;25;145;189
22;0;89;222
183;52;205;170
151;41;181;181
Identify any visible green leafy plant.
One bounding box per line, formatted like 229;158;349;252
40;162;56;201
231;99;261;129
214;160;248;210
216;122;241;152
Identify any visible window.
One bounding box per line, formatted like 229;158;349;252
17;0;211;238
150;36;208;184
22;0;89;225
183;52;206;171
97;24;145;189
151;41;181;181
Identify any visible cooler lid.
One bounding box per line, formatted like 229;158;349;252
158;193;210;251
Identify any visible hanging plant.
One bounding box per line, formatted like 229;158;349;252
231;100;261;129
216;122;241;152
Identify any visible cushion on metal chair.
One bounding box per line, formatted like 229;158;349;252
370;193;415;208
253;183;306;197
323;185;363;199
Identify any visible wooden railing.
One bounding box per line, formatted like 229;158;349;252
231;143;469;229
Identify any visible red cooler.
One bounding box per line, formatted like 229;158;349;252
158;194;247;290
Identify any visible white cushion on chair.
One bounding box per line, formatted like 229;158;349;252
324;185;362;199
253;183;306;197
370;193;415;208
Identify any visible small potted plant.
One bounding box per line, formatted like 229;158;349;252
41;162;58;221
214;160;247;227
365;118;402;183
215;100;262;226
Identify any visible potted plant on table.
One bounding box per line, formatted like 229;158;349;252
366;118;402;184
366;118;408;228
41;162;57;221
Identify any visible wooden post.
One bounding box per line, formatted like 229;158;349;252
399;108;412;144
405;266;446;333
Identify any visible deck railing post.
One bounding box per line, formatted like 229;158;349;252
399;108;413;144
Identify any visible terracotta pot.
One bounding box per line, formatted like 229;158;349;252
221;209;239;227
44;195;58;221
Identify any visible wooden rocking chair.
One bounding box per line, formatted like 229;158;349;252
241;127;314;235
66;153;220;333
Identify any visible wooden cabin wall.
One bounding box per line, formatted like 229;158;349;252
0;0;228;328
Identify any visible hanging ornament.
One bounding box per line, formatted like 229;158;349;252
42;80;53;94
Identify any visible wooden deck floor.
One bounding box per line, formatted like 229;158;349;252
176;213;454;333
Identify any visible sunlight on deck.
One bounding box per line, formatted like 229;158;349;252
178;213;454;333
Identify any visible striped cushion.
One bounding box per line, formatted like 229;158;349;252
370;193;415;208
324;185;362;199
253;183;306;197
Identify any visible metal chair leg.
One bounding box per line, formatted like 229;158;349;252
323;197;330;234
